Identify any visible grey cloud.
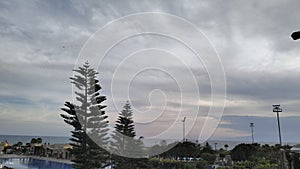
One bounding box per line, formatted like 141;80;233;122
227;71;300;101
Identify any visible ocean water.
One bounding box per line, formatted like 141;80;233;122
0;135;70;145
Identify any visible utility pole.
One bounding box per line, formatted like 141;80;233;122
250;122;255;143
214;142;217;151
273;105;282;146
182;117;186;142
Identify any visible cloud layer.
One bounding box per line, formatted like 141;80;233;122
0;0;300;144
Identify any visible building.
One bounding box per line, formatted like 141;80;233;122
0;141;10;154
291;144;300;153
31;143;72;160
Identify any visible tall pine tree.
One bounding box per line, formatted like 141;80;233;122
111;101;148;169
61;102;87;169
61;62;110;169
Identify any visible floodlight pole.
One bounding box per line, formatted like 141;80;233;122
182;117;186;142
273;105;282;146
250;122;255;143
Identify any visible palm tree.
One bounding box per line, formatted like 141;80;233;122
224;144;229;151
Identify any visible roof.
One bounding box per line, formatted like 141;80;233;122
291;147;300;152
33;143;43;147
0;141;9;147
32;143;72;150
293;144;300;148
63;144;72;149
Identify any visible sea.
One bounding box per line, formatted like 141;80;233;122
0;135;70;145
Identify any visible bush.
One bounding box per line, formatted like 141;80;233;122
201;153;215;164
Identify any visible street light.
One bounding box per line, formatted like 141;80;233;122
273;105;283;146
250;122;255;143
214;142;218;151
182;117;186;142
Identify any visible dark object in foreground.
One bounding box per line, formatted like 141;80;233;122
291;31;300;40
3;166;14;169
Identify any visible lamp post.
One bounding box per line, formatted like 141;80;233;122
214;142;217;151
273;105;282;146
182;117;186;142
250;122;255;143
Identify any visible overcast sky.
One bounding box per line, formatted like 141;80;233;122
1;0;300;144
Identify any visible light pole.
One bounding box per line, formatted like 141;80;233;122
182;117;186;142
273;105;282;146
250;122;255;143
214;142;217;151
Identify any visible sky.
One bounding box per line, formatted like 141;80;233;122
1;0;300;144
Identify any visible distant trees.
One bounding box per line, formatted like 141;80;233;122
231;143;260;161
30;138;37;144
16;141;23;146
149;158;207;169
111;101;147;168
37;138;42;144
201;153;216;164
229;143;291;168
160;141;201;159
30;138;42;144
202;142;214;154
224;144;229;151
61;62;110;169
